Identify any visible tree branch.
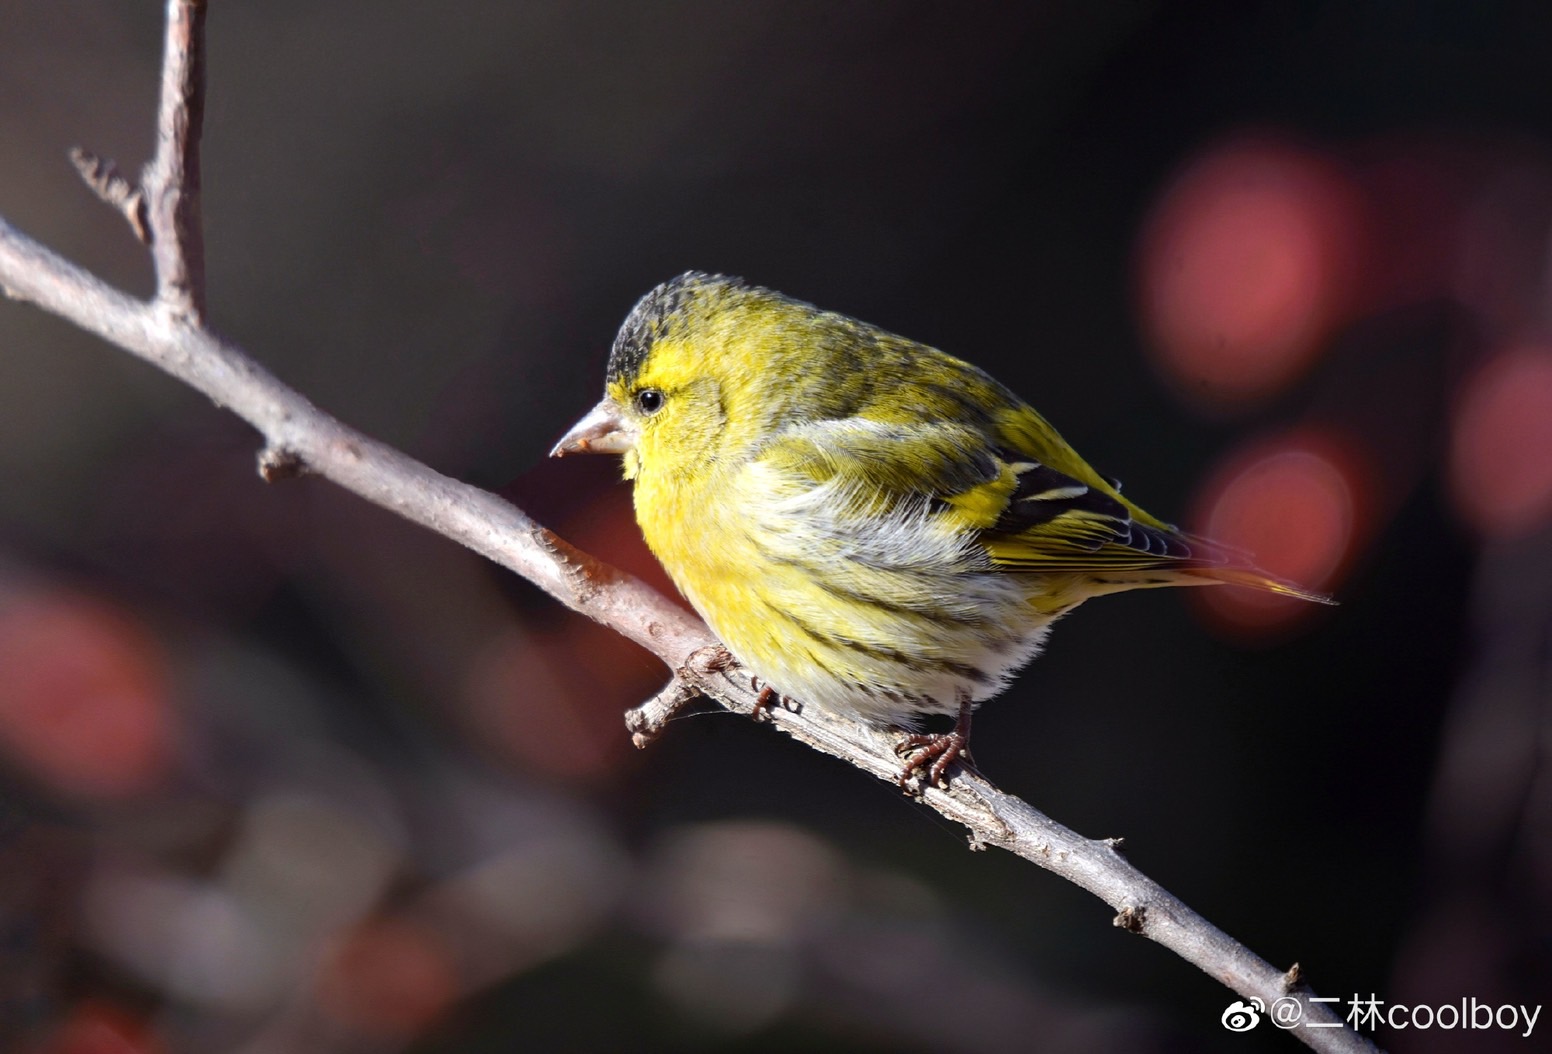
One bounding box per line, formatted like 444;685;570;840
0;4;1377;1052
142;0;207;320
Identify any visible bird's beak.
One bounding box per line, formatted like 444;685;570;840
551;399;636;457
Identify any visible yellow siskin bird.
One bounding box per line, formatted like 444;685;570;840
553;272;1332;785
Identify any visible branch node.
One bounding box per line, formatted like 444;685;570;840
1282;961;1305;992
685;643;737;676
258;445;309;482
1102;836;1127;853
682;644;776;721
70;147;150;243
1113;904;1148;933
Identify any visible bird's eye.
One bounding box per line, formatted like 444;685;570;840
635;388;665;415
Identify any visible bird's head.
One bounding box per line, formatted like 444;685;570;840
551;272;815;479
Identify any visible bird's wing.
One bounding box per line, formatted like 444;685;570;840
752;417;1205;574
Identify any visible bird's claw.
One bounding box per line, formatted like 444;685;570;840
895;729;969;789
894;694;974;790
750;680;798;721
752;683;777;721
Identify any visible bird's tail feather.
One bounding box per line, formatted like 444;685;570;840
1179;564;1337;605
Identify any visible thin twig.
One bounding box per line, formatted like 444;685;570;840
0;5;1380;1052
68;147;149;243
141;0;207;321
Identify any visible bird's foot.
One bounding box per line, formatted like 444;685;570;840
895;695;974;789
685;646;791;723
752;683;779;721
749;678;801;721
896;730;969;788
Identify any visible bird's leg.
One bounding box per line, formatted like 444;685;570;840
896;694;974;788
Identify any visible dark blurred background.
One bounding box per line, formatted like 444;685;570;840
2;3;1549;1052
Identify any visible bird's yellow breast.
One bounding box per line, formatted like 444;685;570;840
631;451;1053;725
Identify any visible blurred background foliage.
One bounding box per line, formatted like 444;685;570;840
1;2;1549;1052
